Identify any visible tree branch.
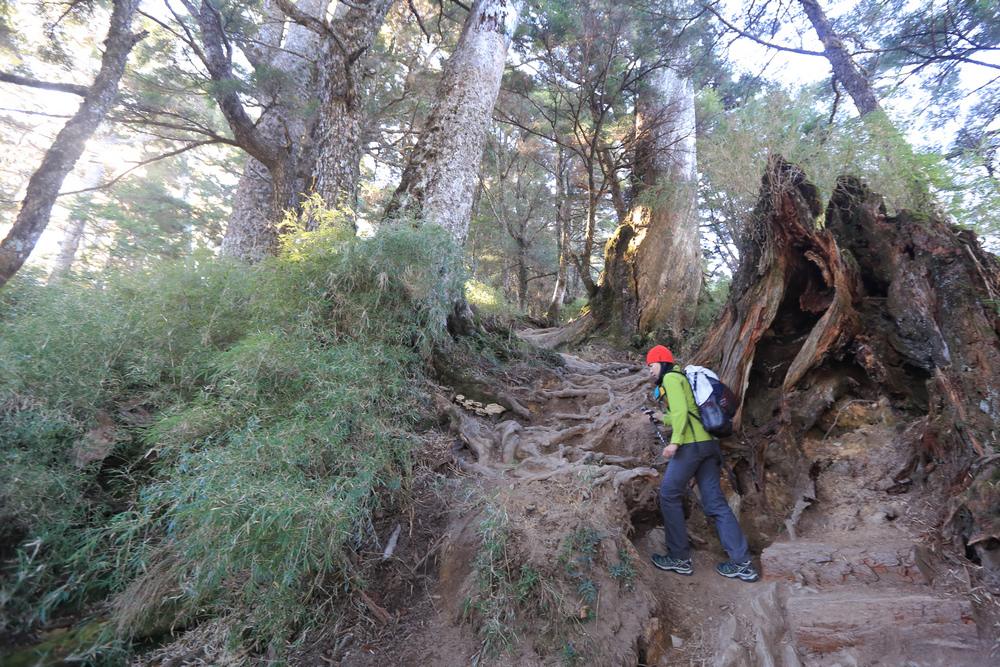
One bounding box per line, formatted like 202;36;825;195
0;72;90;97
409;0;432;41
702;2;825;58
55;140;224;198
0;107;73;119
273;0;333;37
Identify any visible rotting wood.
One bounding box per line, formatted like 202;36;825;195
689;155;1000;547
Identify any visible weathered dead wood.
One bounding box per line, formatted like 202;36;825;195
381;524;402;562
514;463;594;484
595;454;662;468
357;588;392;623
548;424;592;447
607;467;660;493
551;412;594;421
692;155;1000;551
522;312;597;348
456;459;497;478
575;416;619;451
546;389;599;399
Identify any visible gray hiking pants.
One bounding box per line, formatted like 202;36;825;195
659;438;752;563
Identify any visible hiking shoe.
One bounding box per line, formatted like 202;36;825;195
651;553;692;575
717;560;759;582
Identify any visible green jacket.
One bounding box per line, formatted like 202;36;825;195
659;365;713;445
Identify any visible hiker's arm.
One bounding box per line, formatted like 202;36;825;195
665;378;688;446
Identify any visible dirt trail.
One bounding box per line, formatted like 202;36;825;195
315;351;997;667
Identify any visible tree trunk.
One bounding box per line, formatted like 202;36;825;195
694;154;1000;550
383;0;524;246
797;0;881;116
516;237;528;311
221;0;326;261
578;151;600;298
310;0;397;217
47;154;108;283
0;0;143;290
591;64;700;339
545;152;571;325
601;145;628;225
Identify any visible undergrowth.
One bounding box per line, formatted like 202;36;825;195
0;221;465;663
462;493;520;664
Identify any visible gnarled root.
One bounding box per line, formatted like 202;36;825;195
435;394;496;464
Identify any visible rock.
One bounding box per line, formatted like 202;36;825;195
670;634;683;648
761;539;922;585
785;591;980;658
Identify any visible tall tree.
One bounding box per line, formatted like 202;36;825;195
545;145;573;324
0;0;144;290
221;0;397;259
307;0;398;213
220;0;327;260
384;0;524;247
592;61;701;337
795;0;880;116
480;127;555;312
48;151;108;282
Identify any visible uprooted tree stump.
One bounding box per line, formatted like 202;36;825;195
694;154;1000;558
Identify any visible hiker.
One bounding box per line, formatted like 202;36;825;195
645;345;758;582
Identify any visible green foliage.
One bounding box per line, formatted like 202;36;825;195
0;222;461;659
465;279;521;319
559;641;580;666
0;404;107;629
464;494;519;664
558;527;602;620
560;296;589;322
79;155;233;270
698;85;936;259
607;548;636;591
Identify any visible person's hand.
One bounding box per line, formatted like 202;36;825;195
642;407;664;423
662;443;678;458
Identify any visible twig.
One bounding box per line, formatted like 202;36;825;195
822;399;861;443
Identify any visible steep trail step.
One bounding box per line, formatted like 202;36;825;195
712;425;993;666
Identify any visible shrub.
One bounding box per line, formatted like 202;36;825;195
0;220;462;660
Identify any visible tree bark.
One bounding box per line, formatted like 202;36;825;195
383;0;524;247
310;0;397;215
0;0;143;290
796;0;881;116
694;154;1000;549
195;0;299;264
545;149;571;325
221;0;326;261
591;64;701;338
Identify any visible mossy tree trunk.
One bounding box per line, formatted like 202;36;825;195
309;0;396;216
694;155;1000;552
591;64;701;339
